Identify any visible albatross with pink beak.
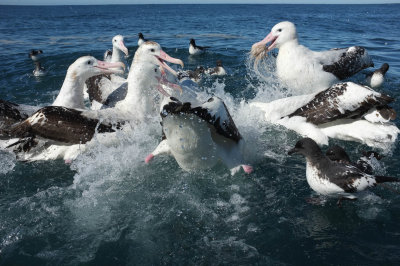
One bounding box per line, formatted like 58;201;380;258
252;21;373;94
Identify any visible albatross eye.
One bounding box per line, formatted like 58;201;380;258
150;48;155;52
87;61;91;65
277;29;282;32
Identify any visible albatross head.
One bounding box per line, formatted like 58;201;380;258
253;21;298;52
112;35;129;56
68;56;125;81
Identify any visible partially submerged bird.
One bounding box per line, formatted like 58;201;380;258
288;138;399;206
146;97;253;175
365;63;389;88
29;49;46;76
250;82;398;148
252;21;374;94
189;39;210;55
138;32;148;46
206;60;226;76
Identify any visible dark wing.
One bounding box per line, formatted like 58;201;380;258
103;82;128;108
287;83;394;125
327;161;373;193
1;99;30;138
197;45;211;50
161;97;242;143
85;74;111;104
322;46;374;80
9;106;115;144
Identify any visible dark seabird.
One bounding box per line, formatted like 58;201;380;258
189;39;210;55
137;32;148;46
206;60;226;76
288;138;398;205
365;63;389;88
325;145;382;175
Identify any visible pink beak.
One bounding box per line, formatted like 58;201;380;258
252;32;278;52
119;41;129;56
95;60;126;74
156;50;184;77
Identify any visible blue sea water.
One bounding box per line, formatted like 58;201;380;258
1;4;400;265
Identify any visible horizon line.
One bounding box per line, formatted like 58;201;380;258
1;3;399;6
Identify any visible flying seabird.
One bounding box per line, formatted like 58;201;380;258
252;21;374;94
288;138;399;206
189;39;210;55
145;97;253;175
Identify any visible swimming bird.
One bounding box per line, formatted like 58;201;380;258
29;50;46;76
288;138;399;206
252;21;374;94
206;60;226;76
177;66;206;83
145;97;253;175
2;42;183;161
365;63;389;88
138;32;148;46
189;39;210;55
29;49;43;62
325;145;382;175
85;35;129;107
103;49;113;62
1;56;124;137
250;82;398;148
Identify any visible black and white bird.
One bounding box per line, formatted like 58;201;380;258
365;63;389;88
252;21;374;94
189;39;210;55
145;97;253;175
177;66;206;83
206;60;226;76
1;42;183;161
325;145;382;175
103;49;113;62
137;32;148;46
29;50;46;76
29;49;43;62
251;82;399;148
85;35;129;107
288;138;399;205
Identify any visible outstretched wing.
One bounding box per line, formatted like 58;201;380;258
161;97;242;143
321;46;374;80
288;82;394;125
9;106;115;144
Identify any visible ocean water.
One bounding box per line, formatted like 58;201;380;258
1;4;400;265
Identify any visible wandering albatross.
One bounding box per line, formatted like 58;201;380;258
1;42;184;161
250;82;398;149
146;97;253;175
1;56;124;138
85;35;129;107
252;21;374;94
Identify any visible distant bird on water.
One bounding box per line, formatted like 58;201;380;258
189;39;210;55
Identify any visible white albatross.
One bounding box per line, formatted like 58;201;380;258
250;82;398;149
1;42;184;162
85;35;129;108
252;21;374;94
145;96;253;175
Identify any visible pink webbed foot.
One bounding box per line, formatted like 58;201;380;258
242;165;253;174
65;159;73;164
145;154;154;164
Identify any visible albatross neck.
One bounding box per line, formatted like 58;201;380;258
52;70;86;109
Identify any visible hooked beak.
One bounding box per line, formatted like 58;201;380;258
156;50;184;77
156;76;183;96
95;60;126;75
288;148;298;155
252;32;278;52
118;40;129;56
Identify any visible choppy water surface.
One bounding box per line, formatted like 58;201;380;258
1;4;400;265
